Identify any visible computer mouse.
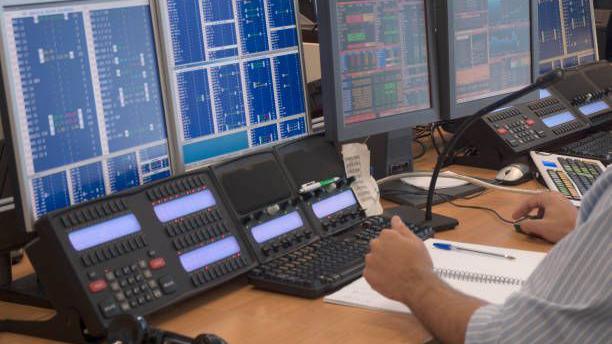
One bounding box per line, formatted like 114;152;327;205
495;163;532;185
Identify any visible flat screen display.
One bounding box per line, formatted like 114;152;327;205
542;111;576;127
179;236;240;272
311;190;357;219
68;213;141;251
250;211;303;243
153;189;216;222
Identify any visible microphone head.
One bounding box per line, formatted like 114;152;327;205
536;69;565;89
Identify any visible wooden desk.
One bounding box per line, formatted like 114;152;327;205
0;149;553;344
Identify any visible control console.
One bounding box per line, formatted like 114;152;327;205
28;170;256;337
455;62;612;169
548;61;612;127
211;152;317;263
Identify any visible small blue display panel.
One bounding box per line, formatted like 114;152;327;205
153;189;217;222
68;214;141;251
312;190;358;219
579;101;609;117
250;211;303;243
179;236;241;272
542;111;576;127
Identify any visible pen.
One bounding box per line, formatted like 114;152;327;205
299;177;340;194
433;242;516;260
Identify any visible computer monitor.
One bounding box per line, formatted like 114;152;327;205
438;0;540;120
0;0;173;232
156;0;310;171
318;0;440;142
538;0;598;74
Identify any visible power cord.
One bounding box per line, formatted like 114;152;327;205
381;187;536;225
377;171;542;195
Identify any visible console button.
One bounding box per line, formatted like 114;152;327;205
149;257;166;270
159;276;177;294
89;280;108;293
99;298;120;318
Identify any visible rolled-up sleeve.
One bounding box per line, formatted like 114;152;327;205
464;170;612;344
465;303;504;343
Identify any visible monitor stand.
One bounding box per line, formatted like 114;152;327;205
0;138;50;308
0;238;51;309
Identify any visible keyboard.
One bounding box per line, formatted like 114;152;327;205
558;131;612;165
531;151;606;206
248;216;434;298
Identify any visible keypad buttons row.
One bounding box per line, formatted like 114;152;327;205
190;256;249;287
172;224;230;252
146;175;208;202
60;200;127;229
164;210;223;238
80;235;148;268
260;229;313;257
487;108;521;122
552;121;584;135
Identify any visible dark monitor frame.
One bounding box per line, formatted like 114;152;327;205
319;0;441;142
436;0;540;120
0;0;177;234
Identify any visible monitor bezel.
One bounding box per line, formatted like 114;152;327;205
319;0;441;143
154;0;312;173
0;0;177;232
438;0;541;120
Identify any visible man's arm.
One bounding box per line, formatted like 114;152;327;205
364;217;485;344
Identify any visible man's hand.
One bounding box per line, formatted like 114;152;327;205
363;216;435;305
513;192;578;243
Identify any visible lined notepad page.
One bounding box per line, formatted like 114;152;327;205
324;240;547;313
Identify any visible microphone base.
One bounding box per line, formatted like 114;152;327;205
383;206;459;232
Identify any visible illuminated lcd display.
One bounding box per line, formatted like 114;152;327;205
312;190;357;219
68;214;141;251
179;236;240;272
579;101;609;117
250;211;303;244
154;189;216;222
542;111;576;127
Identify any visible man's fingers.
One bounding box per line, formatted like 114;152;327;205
518;219;548;237
391;216;415;238
512;194;546;219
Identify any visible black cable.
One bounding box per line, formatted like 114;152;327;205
430;129;441;156
381;185;519;225
412;139;427;160
436;124;447;146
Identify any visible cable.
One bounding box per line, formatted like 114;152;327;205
380;188;534;225
377;171;542;195
412;139;427;160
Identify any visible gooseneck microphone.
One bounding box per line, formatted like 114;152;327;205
424;69;566;224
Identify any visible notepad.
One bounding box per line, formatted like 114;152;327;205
324;239;547;314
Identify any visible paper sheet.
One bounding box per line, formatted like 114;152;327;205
324;240;547;313
342;143;383;217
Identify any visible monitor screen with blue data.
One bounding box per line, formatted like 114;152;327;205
538;0;598;74
157;0;310;170
0;0;173;231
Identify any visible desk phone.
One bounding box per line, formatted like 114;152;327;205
28;170;256;337
547;61;612;127
456;61;612;169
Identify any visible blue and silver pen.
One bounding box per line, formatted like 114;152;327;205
433;243;516;260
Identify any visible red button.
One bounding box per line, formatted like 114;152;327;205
89;279;108;293
149;257;166;270
526;119;535;126
496;128;509;135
